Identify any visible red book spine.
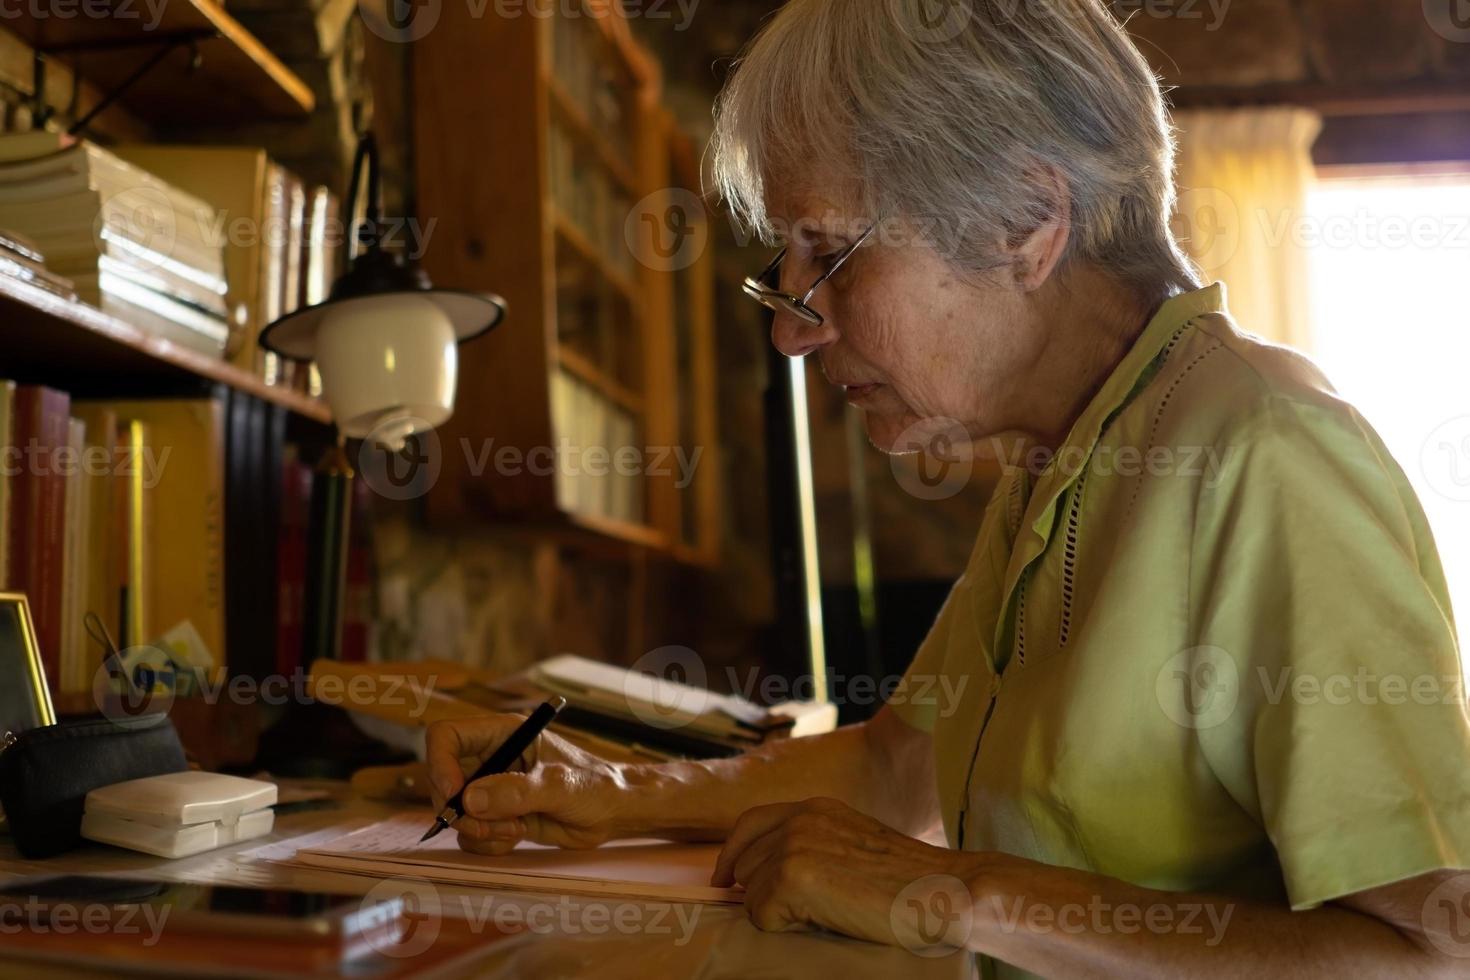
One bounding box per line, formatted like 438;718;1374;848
10;386;71;694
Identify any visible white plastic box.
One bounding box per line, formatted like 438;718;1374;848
82;771;278;859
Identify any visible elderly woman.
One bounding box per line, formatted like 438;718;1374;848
428;1;1470;974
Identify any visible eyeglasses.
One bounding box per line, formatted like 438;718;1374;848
742;224;876;326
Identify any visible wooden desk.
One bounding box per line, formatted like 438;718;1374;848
0;782;976;979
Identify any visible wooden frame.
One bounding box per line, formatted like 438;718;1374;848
413;0;722;556
0;592;57;736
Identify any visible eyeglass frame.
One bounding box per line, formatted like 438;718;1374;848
742;223;878;326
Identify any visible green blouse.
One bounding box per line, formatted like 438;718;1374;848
891;283;1470;976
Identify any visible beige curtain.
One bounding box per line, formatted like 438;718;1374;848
1172;108;1324;351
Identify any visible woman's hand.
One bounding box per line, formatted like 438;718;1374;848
425;715;634;855
711;796;982;949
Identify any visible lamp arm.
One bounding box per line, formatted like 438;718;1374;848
346;132;385;260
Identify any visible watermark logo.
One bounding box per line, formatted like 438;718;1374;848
1425;0;1470;43
624;645;710;730
91;646;179;724
1422;416;1470;503
1156;645;1239;730
889;418;974;501
361;0;442;42
361;878;442;959
891;874;974;956
626;188;708;272
358;422;444;501
97;184;177;271
890;0;973;44
990;895;1233;946
1422;873;1470;958
1171;187;1241;274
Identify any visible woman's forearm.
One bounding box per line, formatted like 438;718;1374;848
610;708;937;841
966;856;1458;979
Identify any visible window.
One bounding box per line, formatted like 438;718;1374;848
1306;173;1470;660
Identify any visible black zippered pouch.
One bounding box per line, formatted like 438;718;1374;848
0;715;188;858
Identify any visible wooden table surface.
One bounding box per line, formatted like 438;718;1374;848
0;782;977;979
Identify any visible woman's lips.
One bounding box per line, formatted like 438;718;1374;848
843;382;882;403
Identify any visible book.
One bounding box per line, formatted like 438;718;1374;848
59;416;88;695
89;400;226;668
7;385;71;692
71;404;121;667
117;418;152;650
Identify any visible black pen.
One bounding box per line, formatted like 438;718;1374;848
420;696;567;843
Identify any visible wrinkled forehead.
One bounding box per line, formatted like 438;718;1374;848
764;183;873;249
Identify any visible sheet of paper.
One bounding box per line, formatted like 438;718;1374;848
285;813;742;905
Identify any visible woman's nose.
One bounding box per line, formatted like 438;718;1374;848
770;310;839;358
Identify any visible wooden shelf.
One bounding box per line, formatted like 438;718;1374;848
552;208;640;307
0;273;331;422
7;0;314;125
564;509;666;550
557;346;643;415
546;76;639;195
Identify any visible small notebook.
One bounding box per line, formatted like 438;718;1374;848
285;813;743;905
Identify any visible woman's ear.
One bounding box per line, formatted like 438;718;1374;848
1010;167;1073;291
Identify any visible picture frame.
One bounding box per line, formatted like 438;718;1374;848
0;592;56;738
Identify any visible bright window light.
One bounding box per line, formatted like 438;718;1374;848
1306;174;1470;666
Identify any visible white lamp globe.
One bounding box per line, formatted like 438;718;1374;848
313;293;459;451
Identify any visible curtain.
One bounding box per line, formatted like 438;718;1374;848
1172;108;1324;351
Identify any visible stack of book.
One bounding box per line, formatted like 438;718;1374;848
0;228;76;300
0;132;232;357
0;132;342;381
527;654;836;759
116;146;342;382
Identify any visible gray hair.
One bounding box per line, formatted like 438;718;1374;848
711;0;1201;297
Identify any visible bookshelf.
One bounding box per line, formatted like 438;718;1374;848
7;0;314;125
414;1;722;555
0;273;330;423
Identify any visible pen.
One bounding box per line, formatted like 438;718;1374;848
420;696;567;842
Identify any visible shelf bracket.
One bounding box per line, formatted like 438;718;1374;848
30;30;218;136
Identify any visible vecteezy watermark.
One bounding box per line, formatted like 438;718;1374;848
96;184;177;270
0;0;168;31
359;0;702;43
0;896;170;946
626;189;709;273
194;209;437;263
1421;416;1470;504
1156;646;1241;731
358;424;444;502
1422;873;1470;959
1156;646;1470;730
989;894;1235;947
0;440;169;489
357;425;705;502
92;658;441;724
888;418;976;502
1171;186;1243;276
358;877;703;959
614;645;971;727
624;645;712;731
1109;0;1232;31
889;0;973;44
1424;0;1470;43
891;874;975;956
